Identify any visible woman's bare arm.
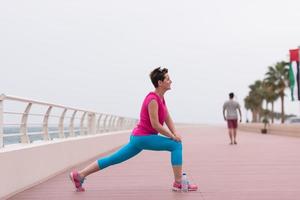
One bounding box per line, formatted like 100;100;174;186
148;99;180;141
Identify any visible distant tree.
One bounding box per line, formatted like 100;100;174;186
265;61;289;123
261;80;279;123
244;80;264;122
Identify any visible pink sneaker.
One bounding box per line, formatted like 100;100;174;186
172;181;198;192
69;170;85;192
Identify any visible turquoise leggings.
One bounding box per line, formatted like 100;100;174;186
98;134;182;169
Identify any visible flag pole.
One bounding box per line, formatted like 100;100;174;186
298;46;300;116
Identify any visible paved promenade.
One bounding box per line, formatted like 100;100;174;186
9;125;300;200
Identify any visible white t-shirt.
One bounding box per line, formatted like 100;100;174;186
223;100;240;120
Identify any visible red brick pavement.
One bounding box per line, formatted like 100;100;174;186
9;125;300;200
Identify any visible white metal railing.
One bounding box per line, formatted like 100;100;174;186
0;94;138;148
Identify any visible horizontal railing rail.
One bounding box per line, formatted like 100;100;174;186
0;94;138;148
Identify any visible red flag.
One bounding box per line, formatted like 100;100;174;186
289;49;299;62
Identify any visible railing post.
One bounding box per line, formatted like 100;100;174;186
80;112;87;135
58;109;67;138
119;117;124;130
43;106;52;141
0;94;4;147
111;116;116;131
87;112;96;135
106;115;111;132
127;119;132;129
107;115;114;132
126;119;130;129
115;117;121;130
69;110;77;137
111;116;117;131
123;119;127;129
96;114;103;133
102;115;108;132
20;103;32;144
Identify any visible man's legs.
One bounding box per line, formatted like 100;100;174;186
228;128;233;144
232;119;238;144
227;120;233;144
233;128;237;144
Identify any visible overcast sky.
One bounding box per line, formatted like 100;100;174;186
1;0;300;123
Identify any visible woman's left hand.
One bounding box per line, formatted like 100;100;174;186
173;133;182;142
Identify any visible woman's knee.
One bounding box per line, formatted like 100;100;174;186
174;141;182;150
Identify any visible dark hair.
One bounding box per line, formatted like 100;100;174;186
150;67;168;88
229;92;234;99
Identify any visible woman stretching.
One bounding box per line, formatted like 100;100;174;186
69;67;198;192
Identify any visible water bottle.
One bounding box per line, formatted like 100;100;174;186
181;172;188;192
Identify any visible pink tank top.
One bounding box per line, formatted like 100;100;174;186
132;92;168;136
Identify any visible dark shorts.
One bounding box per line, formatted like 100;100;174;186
227;119;238;129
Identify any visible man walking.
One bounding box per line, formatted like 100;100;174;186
223;92;242;145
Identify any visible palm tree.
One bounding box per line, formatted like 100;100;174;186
265;61;289;123
244;95;253;122
262;79;279;123
245;80;264;122
244;95;259;122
